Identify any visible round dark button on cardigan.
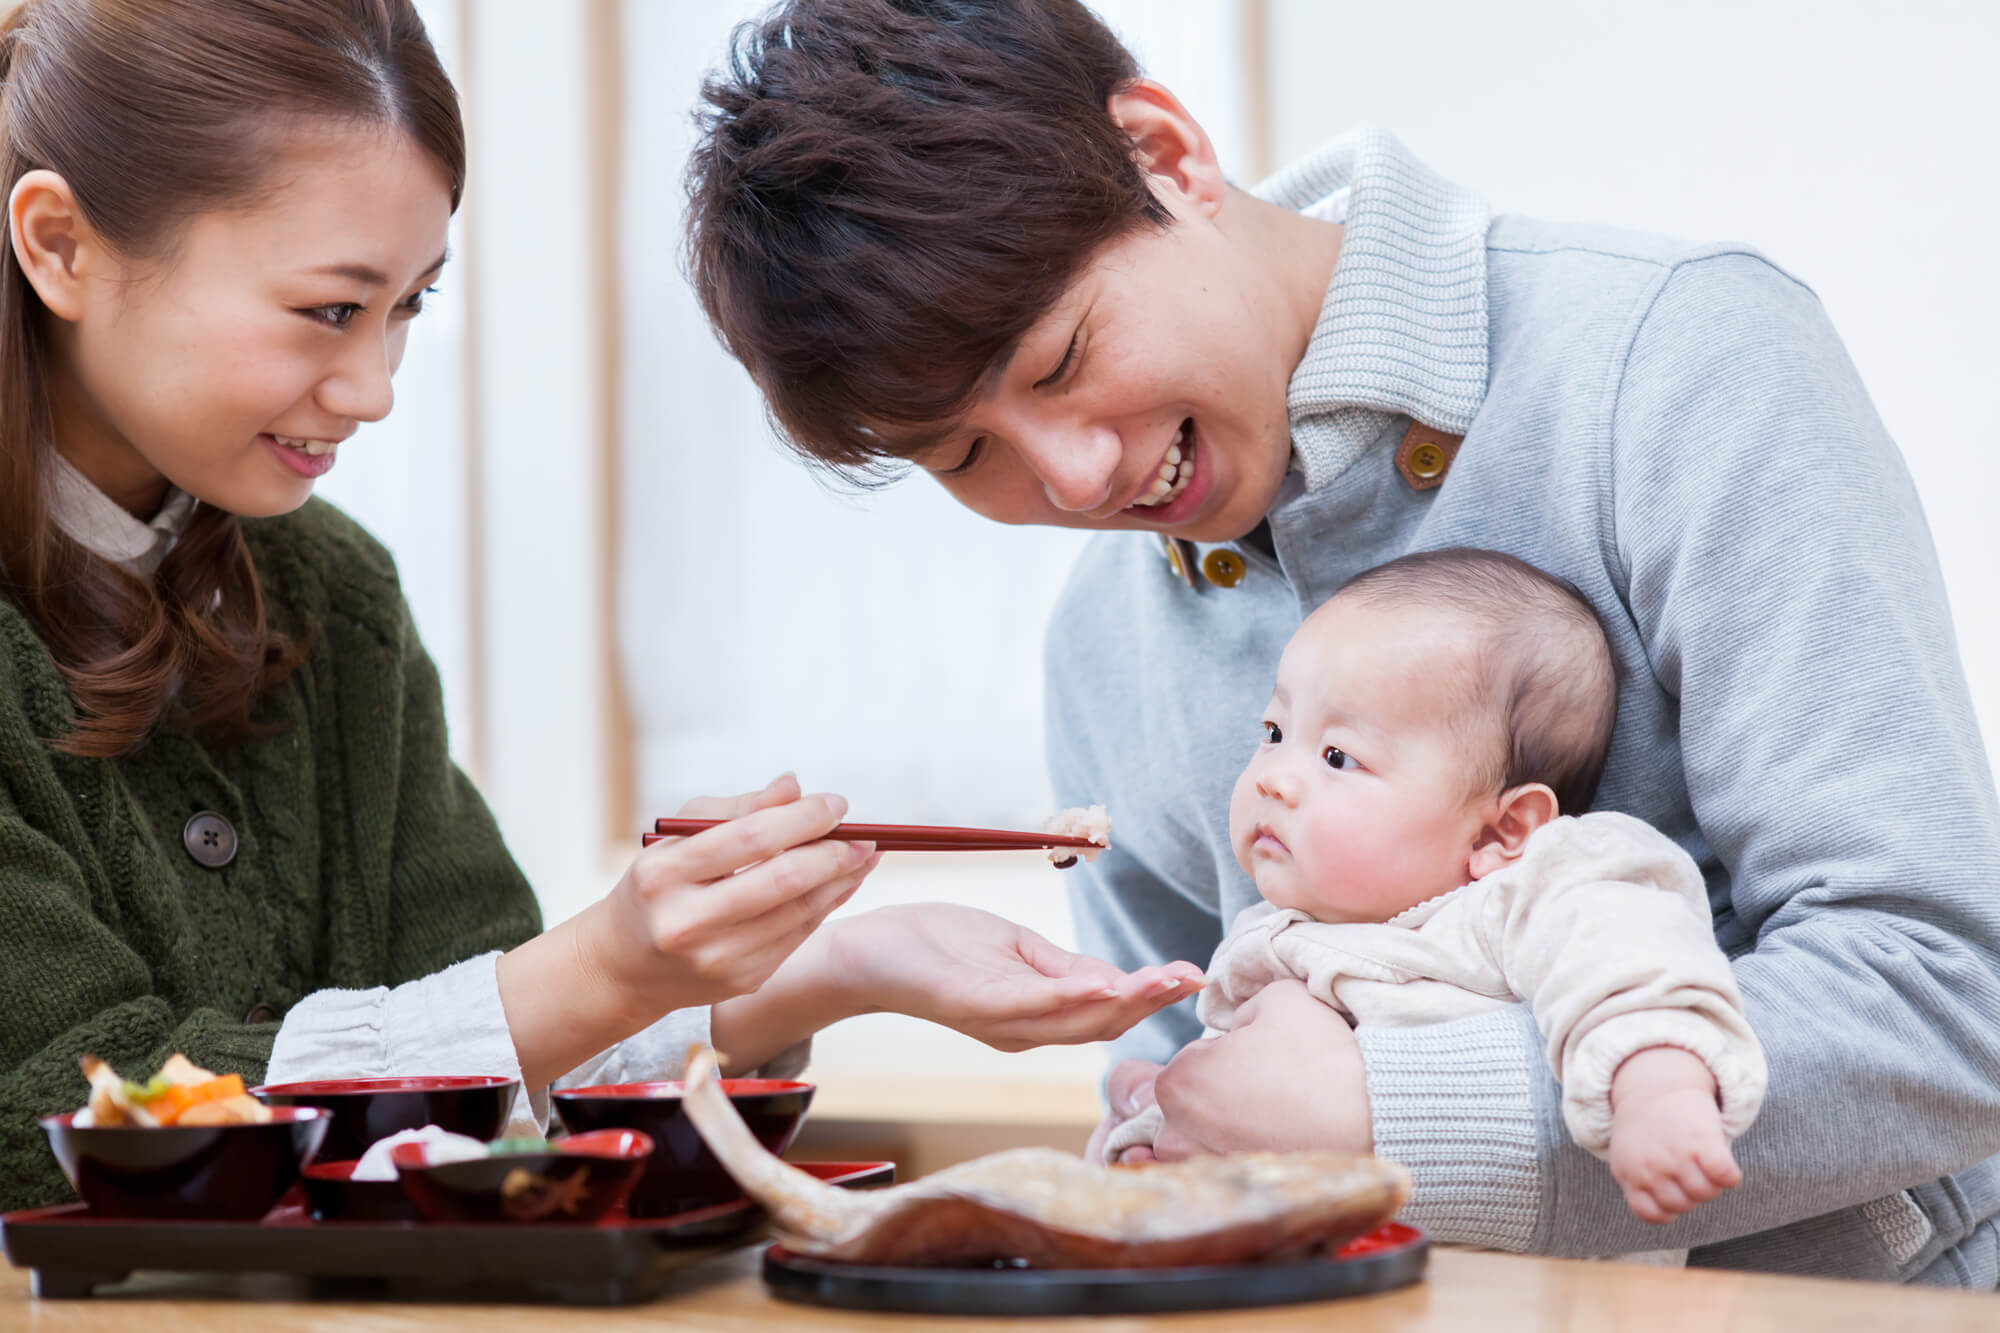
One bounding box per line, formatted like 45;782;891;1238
243;1002;280;1024
183;811;238;868
1201;548;1247;588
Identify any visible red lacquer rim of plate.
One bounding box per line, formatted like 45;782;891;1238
553;1078;812;1099
762;1220;1426;1269
249;1076;516;1097
1332;1222;1422;1258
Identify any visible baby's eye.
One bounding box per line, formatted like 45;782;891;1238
1262;720;1283;744
1323;746;1353;770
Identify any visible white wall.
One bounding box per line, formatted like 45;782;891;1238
1265;0;2000;750
324;1;1997;1091
310;0;474;760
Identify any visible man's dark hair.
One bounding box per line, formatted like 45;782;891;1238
685;0;1164;477
1334;549;1620;815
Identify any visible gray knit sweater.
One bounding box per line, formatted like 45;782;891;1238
1050;130;2000;1284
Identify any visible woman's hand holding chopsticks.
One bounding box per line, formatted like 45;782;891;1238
500;773;879;1086
585;773;881;1007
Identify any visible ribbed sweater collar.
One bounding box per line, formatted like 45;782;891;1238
1256;129;1492;493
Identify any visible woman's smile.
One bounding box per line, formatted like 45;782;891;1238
262;432;342;479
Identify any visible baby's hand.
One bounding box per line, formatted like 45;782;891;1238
1608;1050;1743;1224
1112;1143;1159;1166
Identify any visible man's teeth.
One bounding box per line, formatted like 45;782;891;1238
272;435;338;457
1132;423;1193;508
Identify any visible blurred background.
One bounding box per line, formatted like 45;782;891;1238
325;0;1999;1161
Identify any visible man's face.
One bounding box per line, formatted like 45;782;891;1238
908;185;1305;544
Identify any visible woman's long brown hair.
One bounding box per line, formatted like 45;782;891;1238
0;0;465;756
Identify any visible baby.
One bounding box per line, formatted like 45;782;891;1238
1104;548;1766;1231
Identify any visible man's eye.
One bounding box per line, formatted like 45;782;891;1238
940;437;985;476
1035;332;1079;390
1262;721;1282;744
1323;746;1352;770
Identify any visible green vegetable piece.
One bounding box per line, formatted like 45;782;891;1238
486;1136;553;1156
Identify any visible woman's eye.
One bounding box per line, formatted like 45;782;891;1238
1262;721;1282;744
305;303;364;329
399;285;439;316
1323;746;1352;770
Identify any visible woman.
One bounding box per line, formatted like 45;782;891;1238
682;0;2000;1283
0;0;1198;1213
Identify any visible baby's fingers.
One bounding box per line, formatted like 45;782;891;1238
1644;1174;1693;1217
1624;1184;1673;1225
1694;1140;1743;1191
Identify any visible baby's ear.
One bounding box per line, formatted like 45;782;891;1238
1467;783;1560;879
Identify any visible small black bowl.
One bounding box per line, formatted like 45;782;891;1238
39;1107;331;1220
390;1129;651;1223
553;1078;813;1218
250;1075;516;1162
299;1158;426;1223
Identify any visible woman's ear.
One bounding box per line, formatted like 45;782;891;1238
1467;783;1561;880
1104;79;1226;219
10;169;92;323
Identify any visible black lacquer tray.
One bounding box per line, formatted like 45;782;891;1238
3;1160;892;1305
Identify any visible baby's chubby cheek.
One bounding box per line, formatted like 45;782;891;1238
1225;775;1261;878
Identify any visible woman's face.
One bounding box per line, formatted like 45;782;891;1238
907;92;1325;545
41;123;453;518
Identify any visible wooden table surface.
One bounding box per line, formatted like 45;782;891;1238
5;1241;1993;1331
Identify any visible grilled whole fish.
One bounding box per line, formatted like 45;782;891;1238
681;1045;1411;1267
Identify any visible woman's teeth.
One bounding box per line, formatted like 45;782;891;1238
1131;422;1193;508
272;435;337;457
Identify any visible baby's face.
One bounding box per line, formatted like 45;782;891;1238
1229;598;1495;922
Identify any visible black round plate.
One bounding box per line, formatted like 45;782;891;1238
761;1224;1428;1316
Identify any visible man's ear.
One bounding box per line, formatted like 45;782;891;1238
1104;79;1226;219
10;169;93;323
1467;783;1560;880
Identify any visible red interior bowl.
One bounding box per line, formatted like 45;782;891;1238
389;1128;651;1224
250;1075;516;1162
299;1158;426;1223
552;1078;812;1218
39;1107;330;1220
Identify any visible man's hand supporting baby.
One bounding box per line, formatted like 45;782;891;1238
1093;980;1374;1164
1607;1045;1743;1224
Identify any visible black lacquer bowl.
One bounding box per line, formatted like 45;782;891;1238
39;1107;330;1220
554;1078;813;1218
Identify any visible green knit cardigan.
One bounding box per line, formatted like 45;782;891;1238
0;499;542;1211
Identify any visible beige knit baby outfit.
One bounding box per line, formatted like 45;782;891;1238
1105;812;1767;1171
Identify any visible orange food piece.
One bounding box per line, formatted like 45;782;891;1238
148;1074;248;1126
174;1094;270;1127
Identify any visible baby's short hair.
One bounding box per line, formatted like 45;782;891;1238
1332;548;1618;814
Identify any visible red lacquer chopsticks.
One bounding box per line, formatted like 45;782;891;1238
642;818;1100;853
